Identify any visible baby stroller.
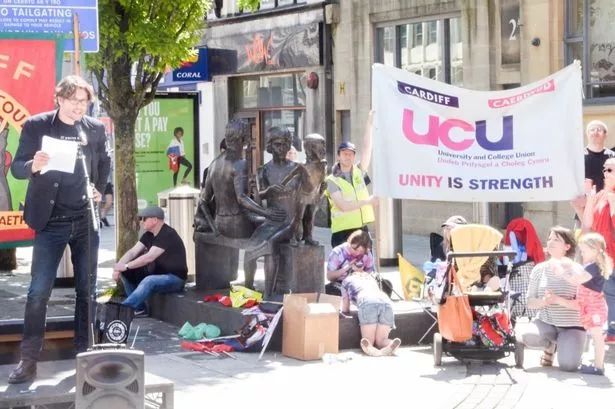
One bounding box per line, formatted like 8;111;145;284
432;224;524;367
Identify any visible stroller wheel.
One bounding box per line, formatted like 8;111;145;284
433;333;443;366
514;341;524;368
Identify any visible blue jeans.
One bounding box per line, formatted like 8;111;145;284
21;214;99;361
121;272;184;311
358;300;396;328
604;275;615;336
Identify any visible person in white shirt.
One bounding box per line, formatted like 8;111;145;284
167;126;192;186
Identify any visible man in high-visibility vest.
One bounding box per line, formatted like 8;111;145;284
326;110;378;248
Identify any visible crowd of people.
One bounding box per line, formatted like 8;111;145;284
5;72;614;383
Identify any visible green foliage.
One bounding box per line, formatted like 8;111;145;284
85;0;210;255
86;0;210;113
238;0;260;12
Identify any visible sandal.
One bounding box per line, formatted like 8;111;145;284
381;338;402;356
540;351;554;367
360;338;381;357
580;364;604;376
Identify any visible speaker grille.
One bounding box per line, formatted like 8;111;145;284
82;381;96;396
126;380;140;394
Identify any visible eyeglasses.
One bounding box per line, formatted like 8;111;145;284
589;127;606;133
65;98;90;106
603;168;614;174
138;216;148;221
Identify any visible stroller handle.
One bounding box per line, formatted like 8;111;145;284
446;250;517;261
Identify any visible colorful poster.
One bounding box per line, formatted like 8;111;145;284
135;95;197;208
0;36;63;248
371;62;584;202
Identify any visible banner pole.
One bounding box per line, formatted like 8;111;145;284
73;13;81;76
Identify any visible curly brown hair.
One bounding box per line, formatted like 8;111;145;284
347;229;372;250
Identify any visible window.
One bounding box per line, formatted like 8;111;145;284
377;17;462;86
413;24;423;48
376;26;395;67
566;0;615;99
234;72;307;109
427;21;438;45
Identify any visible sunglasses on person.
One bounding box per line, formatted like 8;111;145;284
603;168;615;174
137;216;149;221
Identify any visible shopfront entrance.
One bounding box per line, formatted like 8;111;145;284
232;72;307;167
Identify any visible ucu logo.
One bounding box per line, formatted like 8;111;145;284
402;109;514;151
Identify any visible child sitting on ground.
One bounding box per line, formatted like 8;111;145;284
551;233;610;375
341;255;401;357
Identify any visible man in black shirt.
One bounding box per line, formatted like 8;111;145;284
584;120;614;191
8;75;109;384
572;120;614;223
112;206;187;315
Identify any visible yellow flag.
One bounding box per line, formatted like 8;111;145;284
397;253;425;300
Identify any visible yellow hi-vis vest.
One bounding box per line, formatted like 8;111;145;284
326;166;375;233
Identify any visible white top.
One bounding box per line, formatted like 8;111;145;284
527;262;581;327
168;137;185;156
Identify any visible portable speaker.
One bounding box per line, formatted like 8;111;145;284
76;348;145;409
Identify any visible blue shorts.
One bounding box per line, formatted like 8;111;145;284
357;301;395;328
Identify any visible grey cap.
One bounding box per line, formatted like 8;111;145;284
138;206;165;220
441;215;467;228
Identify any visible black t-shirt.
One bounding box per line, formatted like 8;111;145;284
583;263;606;293
139;224;188;280
52;121;87;216
585;148;615;192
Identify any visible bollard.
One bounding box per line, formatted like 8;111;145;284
167;185;200;282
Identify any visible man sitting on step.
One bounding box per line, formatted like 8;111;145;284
112;206;187;316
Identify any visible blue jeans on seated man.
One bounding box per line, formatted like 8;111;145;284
21;214;99;361
121;272;185;312
603;275;615;336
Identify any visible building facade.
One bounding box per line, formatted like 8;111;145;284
201;0;334;175
331;0;615;240
197;0;614;242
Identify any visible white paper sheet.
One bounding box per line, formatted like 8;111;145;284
40;135;78;174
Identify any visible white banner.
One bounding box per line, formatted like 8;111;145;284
371;63;584;202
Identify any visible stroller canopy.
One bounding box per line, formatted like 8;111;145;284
450;224;503;291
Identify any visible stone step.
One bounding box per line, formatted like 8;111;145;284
149;287;438;351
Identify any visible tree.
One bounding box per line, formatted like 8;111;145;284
238;0;260;12
87;0;210;256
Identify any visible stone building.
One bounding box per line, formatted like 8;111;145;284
330;0;615;242
198;0;614;245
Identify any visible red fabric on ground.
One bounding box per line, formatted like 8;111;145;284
203;294;232;307
180;341;234;353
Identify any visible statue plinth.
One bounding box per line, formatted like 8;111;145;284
271;243;325;295
194;232;250;290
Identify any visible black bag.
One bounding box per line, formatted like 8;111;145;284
95;302;135;345
376;276;394;298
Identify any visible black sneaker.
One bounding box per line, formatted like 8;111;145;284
8;360;37;384
101;217;110;227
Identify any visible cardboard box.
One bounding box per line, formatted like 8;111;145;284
282;293;341;360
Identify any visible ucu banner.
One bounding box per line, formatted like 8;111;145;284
371;62;584;203
402;110;513;151
397;81;460;108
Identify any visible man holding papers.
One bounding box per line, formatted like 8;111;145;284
8;75;110;384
